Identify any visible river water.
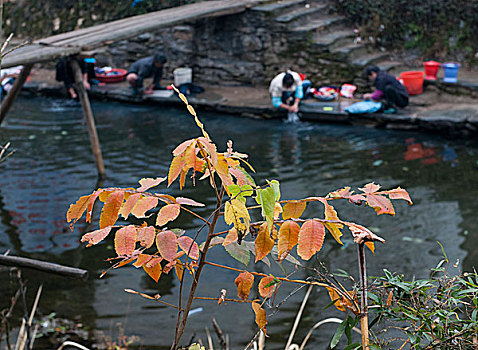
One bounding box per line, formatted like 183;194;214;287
1;96;477;349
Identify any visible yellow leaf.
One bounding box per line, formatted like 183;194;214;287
323;201;343;245
297;220;325;260
224;199;250;236
215;154;233;187
283;201;306;220
222;228;238;246
255;223;274;262
156;204;181;226
67;194;91;227
277;220;300;262
187;104;196;117
119;193;141;218
99;191;124;229
178;92;188;105
235;271;254;300
168;155;186;187
114;225;138;256
156;230;178;261
258;276;276;298
130;196;158;218
274;202;282;220
225;157;240;168
251;301;267;334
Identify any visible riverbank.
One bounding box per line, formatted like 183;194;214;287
22;68;478;137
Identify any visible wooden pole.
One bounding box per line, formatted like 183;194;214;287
357;243;369;349
0;255;88;280
0;63;33;124
70;57;105;177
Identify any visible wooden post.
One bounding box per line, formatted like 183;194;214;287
358;243;369;349
70;57;106;177
0;63;33;124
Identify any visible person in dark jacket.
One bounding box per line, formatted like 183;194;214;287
126;52;167;96
363;65;409;114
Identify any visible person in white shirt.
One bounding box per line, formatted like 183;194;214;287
269;70;303;112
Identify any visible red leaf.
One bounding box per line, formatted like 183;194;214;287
297;220;325;260
137;226;156;248
156;204;181;226
386;187;413;205
235;271;254;300
359;183;381;194
255;223;274;262
130;196;158;218
223;228;238;246
67;195;91;229
251;301;267;334
282;201;307;220
86;190;102;222
177;236;200;260
114;226;138;256
81;227;112;247
175;197;205;207
156;230;178;261
137;177;166;192
99;191;124;229
258;276;275;298
277;220;300;262
173;139;195;156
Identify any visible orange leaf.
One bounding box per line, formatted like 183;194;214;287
197;137;217;165
136;226;156;248
386;187;413;205
365;241;375;254
156;204;181;226
67;195;91;228
133;253;153;268
297;220;325;260
137;177;166;192
277;220;300;262
177;236;200;260
99;191;124;229
114;225;138;256
175;261;184;280
156;230;178;261
322;200;343;245
283;201;306;220
223;228;238;246
255;223;274;263
86;190;102;222
81;227;112;247
251;301;267;334
143;261;162;282
234;271;254;300
215;154;233;187
258;276;275;298
184;142;197;169
119;193;141;218
130;196;158;218
326;287;358;315
179;169;188;189
366;194;395;215
168;155;186;187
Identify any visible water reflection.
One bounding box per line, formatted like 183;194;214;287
0;96;477;348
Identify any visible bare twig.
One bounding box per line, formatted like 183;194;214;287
284;285;313;350
298;317;361;350
205;326;214;350
212;317;226;350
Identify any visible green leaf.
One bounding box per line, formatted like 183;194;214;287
344;344;362;350
228;184;253;203
267;179;281;201
330;319;347;348
256;187;275;229
224;241;250;266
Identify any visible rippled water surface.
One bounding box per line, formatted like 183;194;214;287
1;96;478;349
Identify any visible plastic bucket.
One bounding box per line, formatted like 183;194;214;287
423;60;440;80
400;71;424;95
442;62;460;83
174;67;192;86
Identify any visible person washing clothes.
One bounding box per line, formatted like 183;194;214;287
363;65;409;114
126;52;167;97
269;70;304;113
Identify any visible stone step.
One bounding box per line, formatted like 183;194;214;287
351;51;389;67
276;3;328;23
376;60;404;72
331;41;369;57
291;15;345;33
251;0;308;13
312;29;355;47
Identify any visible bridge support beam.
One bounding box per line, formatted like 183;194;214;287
71;57;106;178
0;63;33;124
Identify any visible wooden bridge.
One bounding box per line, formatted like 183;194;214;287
0;0;271;177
